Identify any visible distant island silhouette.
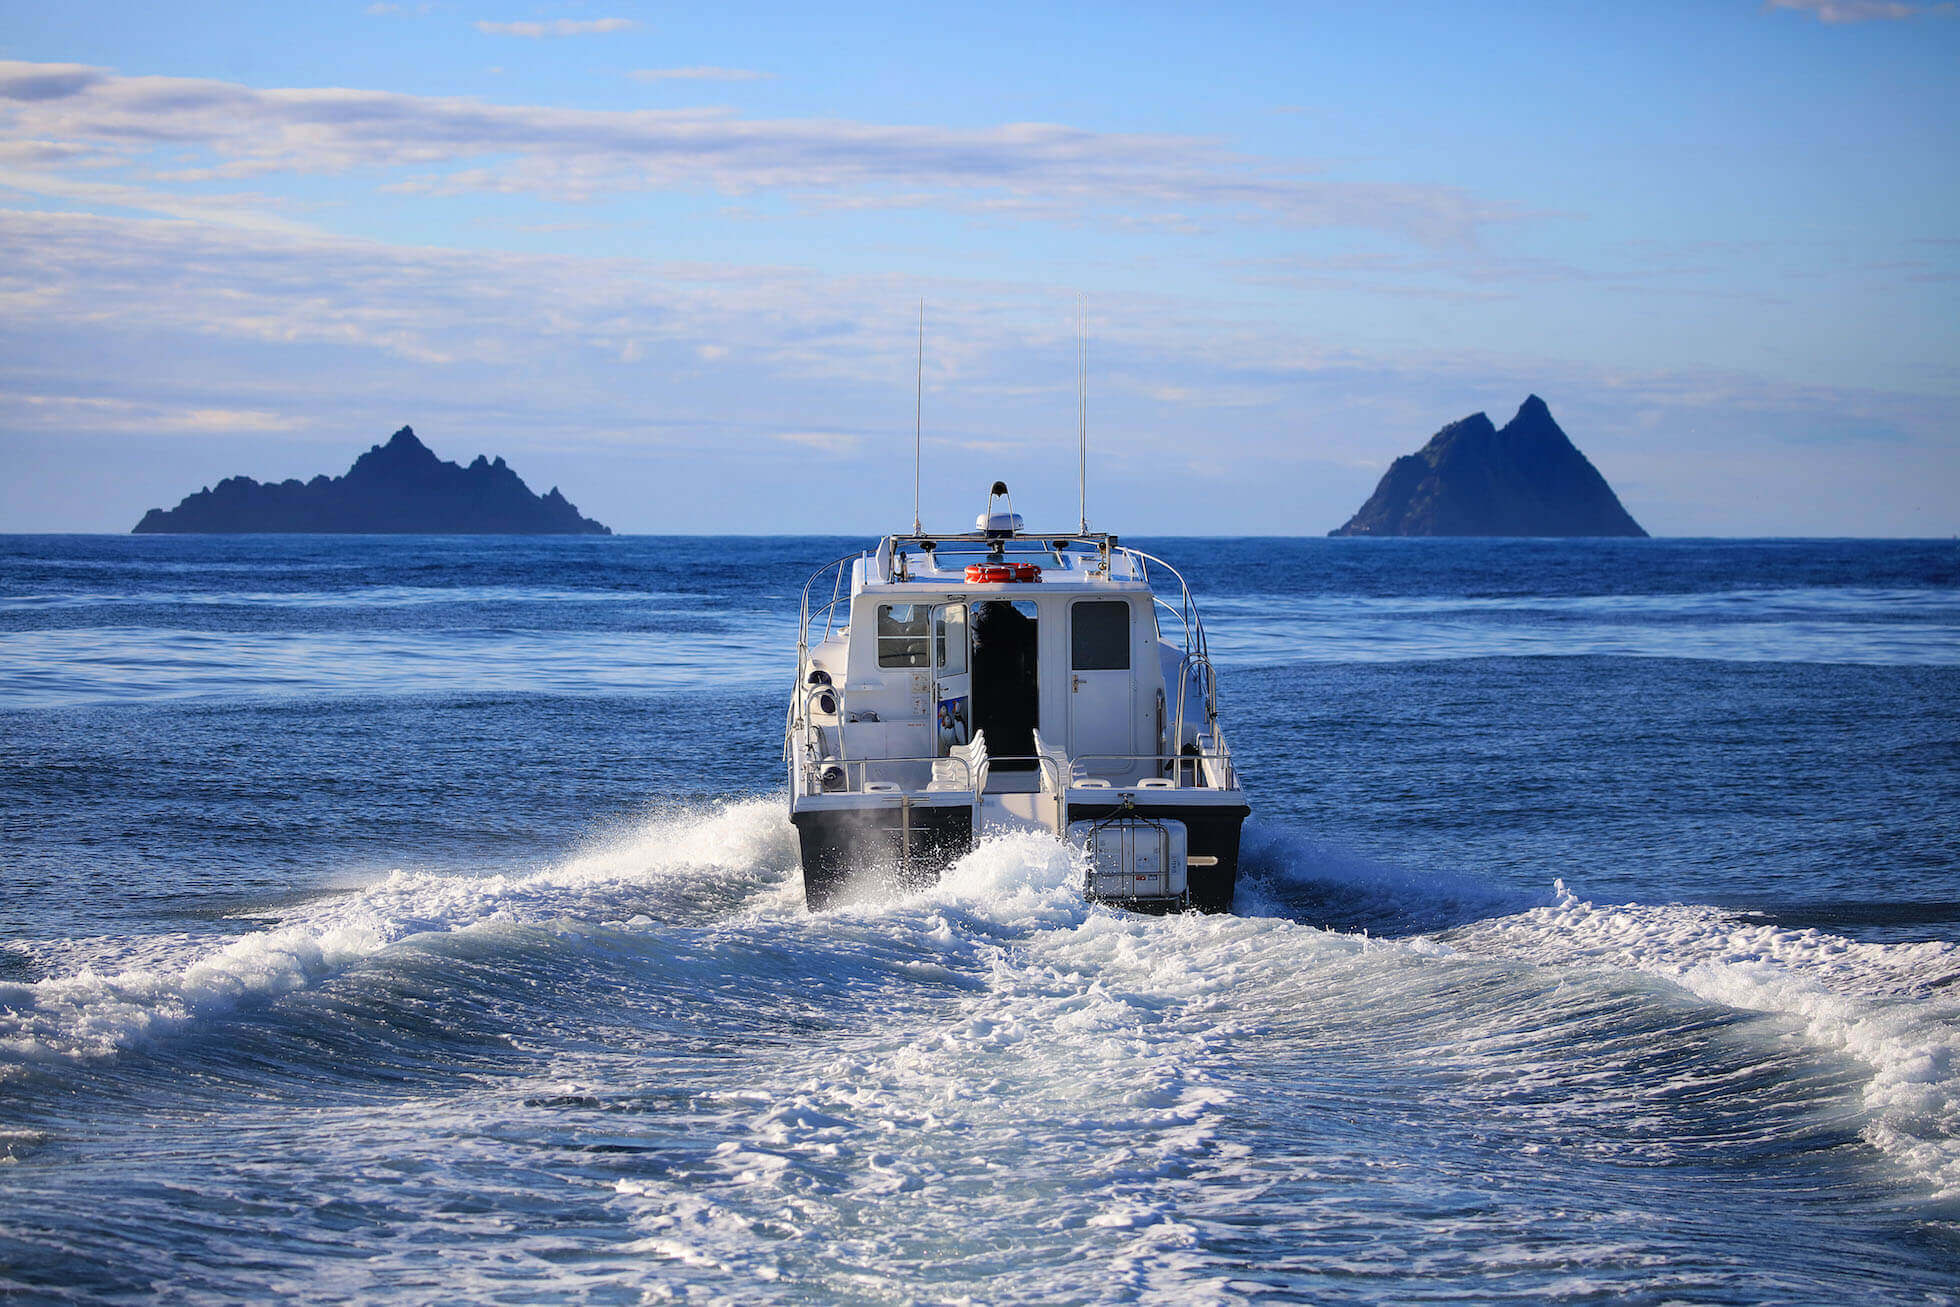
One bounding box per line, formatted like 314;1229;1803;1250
1331;396;1645;538
132;426;612;535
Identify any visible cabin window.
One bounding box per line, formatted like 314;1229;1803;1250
877;604;930;667
934;603;967;674
1071;601;1131;671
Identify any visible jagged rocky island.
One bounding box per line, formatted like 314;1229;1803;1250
1332;396;1645;538
133;427;611;535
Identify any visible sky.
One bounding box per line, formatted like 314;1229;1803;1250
1;0;1955;536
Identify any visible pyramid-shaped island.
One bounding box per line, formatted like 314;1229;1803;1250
1331;396;1644;538
132;426;611;535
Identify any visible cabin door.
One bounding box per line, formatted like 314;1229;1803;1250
931;602;971;756
1068;599;1135;778
970;600;1039;768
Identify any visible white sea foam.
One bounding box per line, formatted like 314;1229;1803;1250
0;798;798;1070
1439;884;1960;1200
1227;826;1960;1206
10;799;1960;1235
601;832;1294;1298
12;814;1958;1299
1238;827;1960;1206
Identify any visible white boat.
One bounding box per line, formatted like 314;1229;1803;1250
785;482;1249;911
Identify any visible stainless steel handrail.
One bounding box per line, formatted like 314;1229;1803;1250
1150;594;1191;650
820;556;851;642
809;593;848;644
1118;548;1208;662
797;552;862;656
1111;546;1222;756
789;551;865;766
1068;751;1238;791
804;754;976;796
1169;650;1219;760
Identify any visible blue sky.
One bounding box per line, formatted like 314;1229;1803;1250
1;0;1955;534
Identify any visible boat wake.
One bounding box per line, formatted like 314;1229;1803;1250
1435;884;1960;1202
0;799;802;1074
5;800;1958;1231
1236;828;1960;1205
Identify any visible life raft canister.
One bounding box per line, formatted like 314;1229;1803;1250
964;562;1043;584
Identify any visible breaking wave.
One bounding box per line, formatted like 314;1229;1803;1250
0;799;799;1069
5;802;1958;1297
1435;884;1960;1202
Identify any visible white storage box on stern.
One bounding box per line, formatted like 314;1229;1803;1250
1070;815;1188;904
784;483;1250;911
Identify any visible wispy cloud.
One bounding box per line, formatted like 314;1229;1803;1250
630;66;772;82
5;208;1948;444
0;62;101;101
0;61;1509;246
0;164;322;235
1227;249;1594;305
774;431;863;455
1762;0;1949;22
474;17;638;37
0;393;306;435
3;208;1953;533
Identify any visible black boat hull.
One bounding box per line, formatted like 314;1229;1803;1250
792;800;1245;912
791;804;975;909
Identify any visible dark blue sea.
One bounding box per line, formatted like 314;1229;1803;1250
2;534;1957;1303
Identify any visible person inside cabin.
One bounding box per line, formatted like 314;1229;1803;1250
971;600;1038;765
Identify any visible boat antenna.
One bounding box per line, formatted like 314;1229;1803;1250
1077;294;1088;533
914;299;924;535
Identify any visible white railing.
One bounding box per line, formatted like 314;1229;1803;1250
797;552;862;657
795;729;993;800
801;753;975;797
1116;547;1224;752
1069;750;1238;792
1117;548;1209;662
786;550;864;766
1167;651;1217;759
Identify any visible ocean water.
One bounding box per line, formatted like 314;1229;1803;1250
2;533;1957;1303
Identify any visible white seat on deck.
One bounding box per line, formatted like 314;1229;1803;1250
927;759;971;792
1137;778;1176;790
1073;778;1112;789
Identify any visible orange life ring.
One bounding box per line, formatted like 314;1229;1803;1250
963;562;1043;584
